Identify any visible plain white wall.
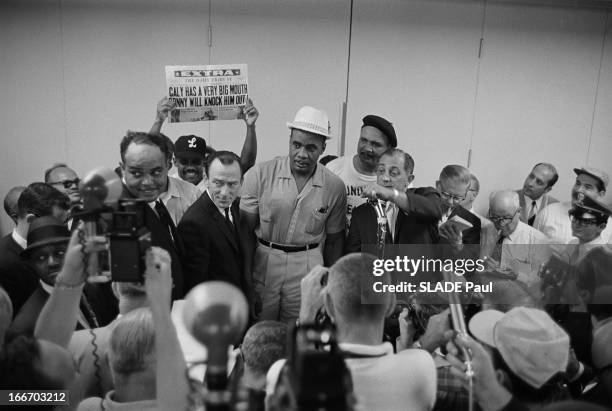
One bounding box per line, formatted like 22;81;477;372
1;0;611;234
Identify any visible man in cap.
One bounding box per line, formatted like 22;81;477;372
172;135;211;193
241;106;346;322
326;114;397;228
152;96;259;191
516;163;559;227
563;194;612;264
10;216;116;336
535;166;612;243
0;183;70;315
467;307;571;407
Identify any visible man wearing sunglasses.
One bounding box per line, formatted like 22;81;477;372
564;194;611;264
45;163;82;209
535;166;612;243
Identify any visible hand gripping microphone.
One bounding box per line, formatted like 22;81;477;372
78;167;123;282
183;281;249;411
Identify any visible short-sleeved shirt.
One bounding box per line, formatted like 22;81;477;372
326;155;376;227
240;156;346;245
158;176;201;225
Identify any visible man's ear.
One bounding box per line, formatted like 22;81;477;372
25;213;36;224
496;369;511;390
407;174;415;185
384;292;397;318
544;185;552;194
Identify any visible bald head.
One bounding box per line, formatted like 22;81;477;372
489;190;521;236
489;190;520;215
4;186;25;224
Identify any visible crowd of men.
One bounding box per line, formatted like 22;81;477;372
0;98;611;411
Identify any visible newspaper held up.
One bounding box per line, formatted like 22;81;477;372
165;64;248;123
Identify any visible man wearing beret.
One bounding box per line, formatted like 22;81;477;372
535;166;612;243
326;115;397;228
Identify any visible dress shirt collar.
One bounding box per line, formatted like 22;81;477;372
278;156;324;187
206;189;233;223
12;228;27;249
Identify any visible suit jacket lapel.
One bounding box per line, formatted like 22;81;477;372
204;193;239;253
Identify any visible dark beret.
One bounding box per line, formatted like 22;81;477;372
362;115;397;148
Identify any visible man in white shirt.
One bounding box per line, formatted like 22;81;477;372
484;190;550;286
293;254;437;411
326;115;397;228
515;163;559;227
535;166;612;243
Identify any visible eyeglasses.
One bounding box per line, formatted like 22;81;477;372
51;178;80;189
488;210;519;225
439;190;466;203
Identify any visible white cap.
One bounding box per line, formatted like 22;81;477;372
286;106;332;139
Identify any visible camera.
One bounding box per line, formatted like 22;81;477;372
272;323;354;411
107;199;152;282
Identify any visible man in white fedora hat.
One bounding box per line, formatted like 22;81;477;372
240;106;346;322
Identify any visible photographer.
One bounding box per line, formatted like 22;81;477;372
77;247;187;410
297;253;437;411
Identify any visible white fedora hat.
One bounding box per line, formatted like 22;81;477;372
286;106;332;139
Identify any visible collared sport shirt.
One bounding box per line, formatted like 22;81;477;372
240;156;346;245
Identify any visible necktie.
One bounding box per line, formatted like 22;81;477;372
528;200;537;226
224;208;234;229
491;234;506;262
155;200;184;256
386;202;397;242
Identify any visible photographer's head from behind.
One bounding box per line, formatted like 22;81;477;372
119;131;173;202
241;321;288;391
324;253;395;343
108;308;157;400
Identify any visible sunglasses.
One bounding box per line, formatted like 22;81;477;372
51;178;80;189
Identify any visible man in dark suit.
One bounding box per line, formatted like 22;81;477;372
178;151;249;297
0;183;71;315
346;148;442;253
119;131;186;299
436;165;482;259
9;216;117;336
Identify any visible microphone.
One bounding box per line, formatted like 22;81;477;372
78;167;123;281
182;282;249;410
